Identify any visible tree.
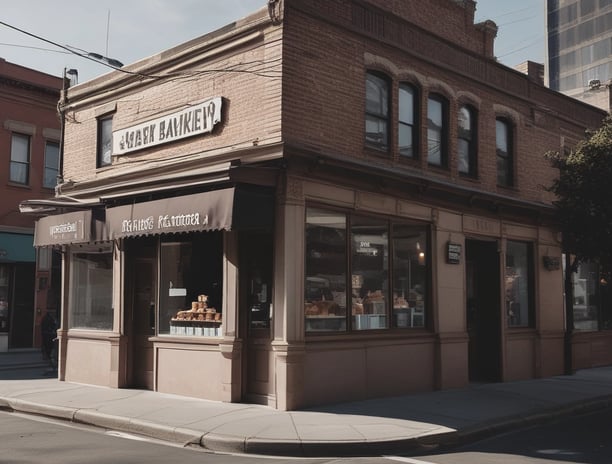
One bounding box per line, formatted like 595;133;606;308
547;115;612;276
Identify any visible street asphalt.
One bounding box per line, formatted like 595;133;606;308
1;350;612;457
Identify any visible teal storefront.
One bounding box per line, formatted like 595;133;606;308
0;232;36;350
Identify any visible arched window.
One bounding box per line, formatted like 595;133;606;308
365;71;390;151
496;118;514;187
427;94;449;167
458;105;477;176
399;83;418;158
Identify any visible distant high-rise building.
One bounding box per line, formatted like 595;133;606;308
547;0;612;110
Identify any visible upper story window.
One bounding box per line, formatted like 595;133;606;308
43;141;60;189
9;133;30;185
365;71;390;152
496;118;514;187
427;94;448;167
97;115;113;168
457;105;477;177
399;83;418;158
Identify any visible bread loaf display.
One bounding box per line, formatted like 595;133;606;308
172;294;221;323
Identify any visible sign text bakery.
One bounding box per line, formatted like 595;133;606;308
113;96;223;156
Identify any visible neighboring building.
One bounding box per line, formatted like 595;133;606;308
547;0;612;109
515;61;545;86
547;0;612;359
23;0;607;410
0;58;62;351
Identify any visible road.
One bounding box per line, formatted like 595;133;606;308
1;406;611;463
408;405;612;464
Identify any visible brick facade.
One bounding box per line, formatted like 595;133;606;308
48;1;608;409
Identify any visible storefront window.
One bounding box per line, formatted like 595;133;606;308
159;233;223;337
392;224;427;328
352;216;389;330
69;246;113;330
305;209;347;332
305;207;429;333
572;261;600;331
505;241;534;328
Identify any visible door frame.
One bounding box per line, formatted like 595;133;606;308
465;238;503;383
124;238;157;389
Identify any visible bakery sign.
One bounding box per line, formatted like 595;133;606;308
112;96;223;156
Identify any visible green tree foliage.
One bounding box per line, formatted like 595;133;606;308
547;116;612;274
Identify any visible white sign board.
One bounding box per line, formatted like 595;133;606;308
112;96;222;156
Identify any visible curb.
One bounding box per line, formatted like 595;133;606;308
0;363;49;372
1;394;612;457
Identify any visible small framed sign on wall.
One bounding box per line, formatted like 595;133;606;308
447;242;461;264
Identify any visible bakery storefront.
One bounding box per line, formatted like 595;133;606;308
35;186;274;403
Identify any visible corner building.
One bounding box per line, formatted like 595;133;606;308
25;0;606;410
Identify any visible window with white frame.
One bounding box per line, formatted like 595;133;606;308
97;115;113;167
43;141;60;189
10;133;30;184
399;83;418;158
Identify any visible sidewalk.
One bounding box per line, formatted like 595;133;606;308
1;360;612;456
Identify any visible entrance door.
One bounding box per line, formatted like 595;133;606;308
466;240;502;382
127;241;156;389
241;232;273;404
10;263;35;348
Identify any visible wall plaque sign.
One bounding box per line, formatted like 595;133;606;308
447;242;461;264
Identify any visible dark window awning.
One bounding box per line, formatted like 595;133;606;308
105;187;273;240
34;210;107;247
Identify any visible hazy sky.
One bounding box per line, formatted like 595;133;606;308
0;0;545;83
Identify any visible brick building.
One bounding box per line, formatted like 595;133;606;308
0;58;62;351
24;0;607;409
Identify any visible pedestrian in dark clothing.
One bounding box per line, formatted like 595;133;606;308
41;312;57;367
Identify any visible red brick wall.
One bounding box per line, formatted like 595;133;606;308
0;62;61;229
281;0;606;206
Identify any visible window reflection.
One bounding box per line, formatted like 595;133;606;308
305;209;347;332
304;207;429;333
505;241;533;327
70;246;113;330
392;224;427;328
351;216;388;330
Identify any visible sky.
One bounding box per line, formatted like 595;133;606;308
0;0;545;84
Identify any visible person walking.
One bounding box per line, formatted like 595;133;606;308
41;311;57;375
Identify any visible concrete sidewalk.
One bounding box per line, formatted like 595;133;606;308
1;362;612;456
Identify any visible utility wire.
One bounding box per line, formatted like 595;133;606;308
0;20;130;72
0;42;71;55
0;19;283;82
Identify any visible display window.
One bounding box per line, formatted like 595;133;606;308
69;245;113;330
159;232;223;337
305;207;429;333
505;240;534;328
569;260;612;331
